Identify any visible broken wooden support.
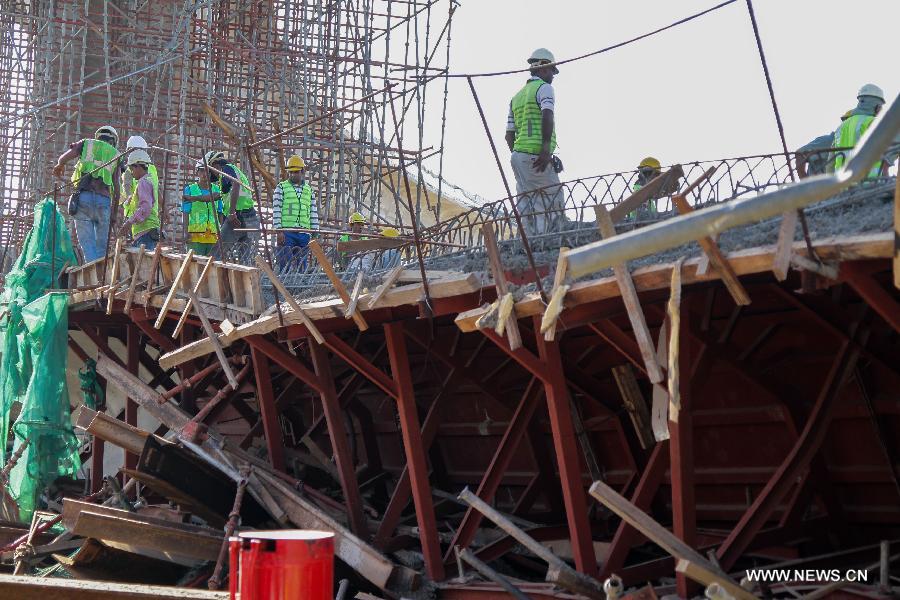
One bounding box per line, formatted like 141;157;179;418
253;255;324;344
74;406;156;455
772;210;800;282
96;354;191;431
667;259;685;421
154;250;195;329
184;286;239;389
790;253;839;280
344;271;364;320
456;547;531;600
144;244;164;301
674;559;759;600
173;255;216;339
123;244;146;313
495;293;515;337
367;264;404;309
458;487;604;599
541;247;569;341
0;574;229;599
611;364;655;449
588;480;753;600
106;238;124;315
308;240;368;331
594;205;665;384
481;224;522;350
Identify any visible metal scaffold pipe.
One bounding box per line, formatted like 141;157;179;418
566;94;900;279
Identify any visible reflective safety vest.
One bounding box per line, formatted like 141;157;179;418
833;115;882;177
72;139;120;193
225;163;254;213
510;79;556;155
278;180;313;229
631;183;657;215
123;172;160;237
184;182;222;234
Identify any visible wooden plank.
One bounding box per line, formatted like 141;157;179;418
253;255;324;344
588;480;745;591
541;247;570;341
671;195;750;306
0;574;229;599
144;244;163;297
481;224;522;350
344;271;364;320
184;286;239;389
495;293;515;336
96;355;191;431
772;210;799;281
455;232;893;333
308;239;368;330
123;245;146;313
667;259;685;421
595;204;665;383
154;250;194;329
367;264;404;309
74;406;150;455
611;364;655;449
651;320;670;441
172;256;216;339
675;559;760;600
790;253;839;280
105;238;123;315
158;272;481;370
72;512;221;562
609;165;684;223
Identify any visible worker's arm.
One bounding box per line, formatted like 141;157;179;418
52;141;83;178
182;211;189;243
111;161;121;203
272;184;284;244
533;108;554;173
505;104;516;152
505;130;516;152
118;177;153;237
310;194;319;236
795;153;808;179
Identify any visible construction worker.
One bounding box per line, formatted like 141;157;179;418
117;149;160;251
378;226;402;269
181;160;224;256
833;84;886;176
205;151;259;263
273;154;318;271
505;48;564;236
796;111;852;178
121;135;153;194
340;212;373;271
629;157;662;222
52;125;122;262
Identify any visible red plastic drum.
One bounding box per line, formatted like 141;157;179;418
229;530;335;600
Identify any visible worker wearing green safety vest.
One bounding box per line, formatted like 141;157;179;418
506;48;564;236
274;155;319;270
833;83;887;177
630;156;662;221
182;160;224;256
52;125;123;263
205;151;259;264
118;149;160;250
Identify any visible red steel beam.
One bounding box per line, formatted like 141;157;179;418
249;347;286;472
384;322;445;582
480;328;548;382
587;319;649;377
323;334;398;399
309;342;368;537
842;264;900;334
599;441;670;579
533;319;599;578
715;337;861;570
129;308;177;352
246;335;325;395
443;378;542;561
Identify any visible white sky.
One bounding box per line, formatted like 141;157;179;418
420;0;900;203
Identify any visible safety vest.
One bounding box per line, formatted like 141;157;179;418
278;180;313;229
631;183;657;214
184;182;221;234
833;115;882;177
225;163;254;213
123;172;160;237
510;79;556;155
72;139;120;193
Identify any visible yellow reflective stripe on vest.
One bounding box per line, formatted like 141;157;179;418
72;138;119;190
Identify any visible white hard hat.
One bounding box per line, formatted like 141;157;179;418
205;150;226;164
857;83;885;102
126;135;148;150
527;48;558;74
127;149;152;166
95;125;119;143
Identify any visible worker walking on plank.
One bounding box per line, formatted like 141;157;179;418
52;125;122;263
205;151;260;264
833;84;887;176
182;160;224;257
273;154;318;272
505;48;565;237
117;149;161;251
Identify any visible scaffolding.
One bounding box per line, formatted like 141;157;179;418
0;0;455;262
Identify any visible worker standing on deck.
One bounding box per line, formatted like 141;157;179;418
117;150;160;251
505;48;564;236
629;157;662;221
339;212;374;271
52;125;122;263
121;136;155;196
273;154;318;271
833;84;886;176
205;151;260;263
182;160;224;257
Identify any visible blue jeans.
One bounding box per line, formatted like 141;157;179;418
276;231;310;272
133;230;158;252
72;191;111;263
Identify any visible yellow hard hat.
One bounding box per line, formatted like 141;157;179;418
286;154;305;171
638;157;661;170
380;227;399;238
349;211;366;224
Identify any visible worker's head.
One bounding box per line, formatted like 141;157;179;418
285;154;305;184
127;149;152;178
380;227;399;238
527;48;558;83
349;211;366;233
857;83;886;115
637;156;661;180
205;150;227;167
195;160;211;188
95;125;119;147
